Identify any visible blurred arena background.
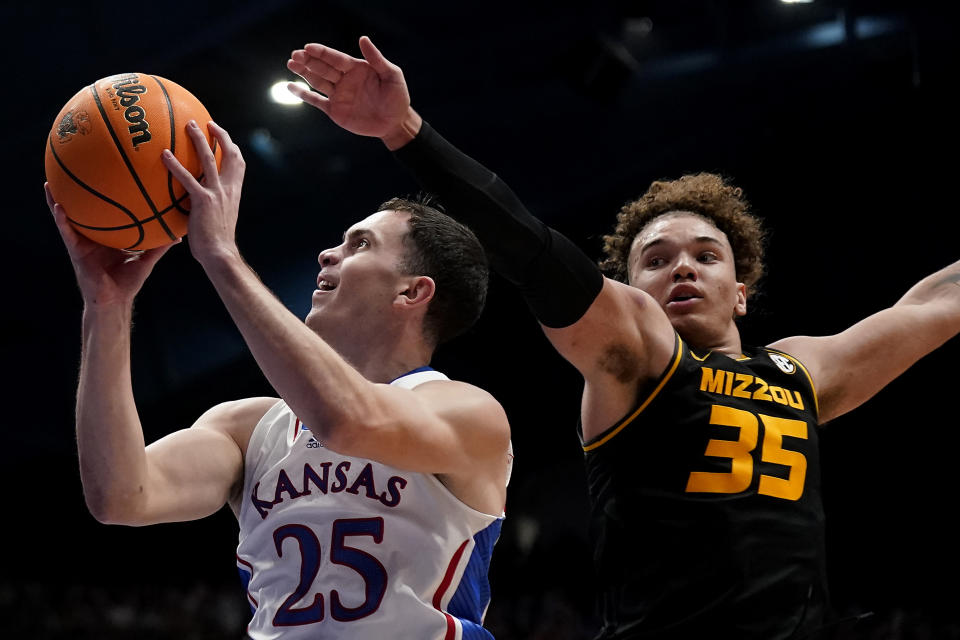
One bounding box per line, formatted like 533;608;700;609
3;1;958;637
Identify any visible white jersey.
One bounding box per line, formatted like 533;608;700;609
231;368;507;639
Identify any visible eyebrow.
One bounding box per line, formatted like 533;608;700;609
638;235;724;254
343;227;375;243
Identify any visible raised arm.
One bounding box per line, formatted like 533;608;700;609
161;121;509;512
46;183;256;526
286;38;605;330
769;259;960;424
287;38;677;437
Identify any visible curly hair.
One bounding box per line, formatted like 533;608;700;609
599;173;767;297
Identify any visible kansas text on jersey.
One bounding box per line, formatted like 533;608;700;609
231;369;504;640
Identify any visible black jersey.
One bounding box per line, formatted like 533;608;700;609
582;334;828;639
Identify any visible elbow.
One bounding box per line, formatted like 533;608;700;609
318;416;371;456
84;498;122;526
293;383;395;456
316;402;389;457
83;487;145;526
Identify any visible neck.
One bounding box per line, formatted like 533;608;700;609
680;322;744;359
321;323;434;383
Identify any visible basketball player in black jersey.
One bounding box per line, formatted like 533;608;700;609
286;37;960;639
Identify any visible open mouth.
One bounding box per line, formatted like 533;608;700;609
317;278;337;292
667;287;702;305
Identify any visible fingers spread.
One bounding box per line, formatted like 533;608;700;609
208;121;245;186
189;120;221;187
302;43;358;72
287;56;342;98
286;83;331;113
358;36;396;76
304;58;343;84
162;146;201;193
290;73;334;97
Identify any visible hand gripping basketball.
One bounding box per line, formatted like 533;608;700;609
160;120;246;265
44;73;222;250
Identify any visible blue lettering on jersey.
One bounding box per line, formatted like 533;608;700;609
250;461;409;519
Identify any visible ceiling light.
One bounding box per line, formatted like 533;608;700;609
270;80;309;105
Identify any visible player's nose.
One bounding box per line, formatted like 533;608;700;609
318;246;341;266
671;254;698;281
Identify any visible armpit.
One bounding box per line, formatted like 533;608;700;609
597;342;643;384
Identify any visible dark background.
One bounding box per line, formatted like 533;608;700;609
4;1;959;637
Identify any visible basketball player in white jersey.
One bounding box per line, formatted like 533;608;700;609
44;118;512;639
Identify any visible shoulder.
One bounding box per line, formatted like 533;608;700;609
545;277;676;382
587;277;663;324
193;396;282;454
412;379;507;422
195;396;281;426
417;380;512;512
413;379;510;444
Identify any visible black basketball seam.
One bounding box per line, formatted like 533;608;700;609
153;74;219;218
89;83;163;222
69;214;166;231
157;191;191;218
147;75;180;241
67;192;190;231
47;134;147;248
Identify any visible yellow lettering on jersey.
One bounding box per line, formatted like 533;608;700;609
686;405;809;502
732;373;753;398
698;367;805;410
699;367;726;393
768;385;788;405
685;405;758;494
753;377;773;402
786;389;804;410
757;415;808;501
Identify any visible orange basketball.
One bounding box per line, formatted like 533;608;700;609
44;73;222;250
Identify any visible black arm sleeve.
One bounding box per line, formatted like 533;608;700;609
392;120;604;328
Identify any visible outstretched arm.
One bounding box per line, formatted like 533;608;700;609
288;37;677;438
46;183;251;526
770;260;960;424
162;121;510;505
286;36;420;150
286;37;602;328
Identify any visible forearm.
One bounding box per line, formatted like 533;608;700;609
77;304;150;522
392;120;603;328
198;253;378;442
798;260;960;423
895;258;960;341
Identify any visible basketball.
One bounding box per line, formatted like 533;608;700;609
44;73;222;250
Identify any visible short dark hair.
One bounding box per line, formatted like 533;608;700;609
599;172;767;298
378;195;489;345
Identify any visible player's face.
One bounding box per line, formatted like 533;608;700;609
306;210;412;335
627;212;746;345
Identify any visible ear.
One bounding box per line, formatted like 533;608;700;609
395;275;435;310
734;282;747;317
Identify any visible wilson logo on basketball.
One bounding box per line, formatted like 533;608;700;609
111;74;152;148
55;110;91;143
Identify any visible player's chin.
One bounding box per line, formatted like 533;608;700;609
664;305;702;324
304;307;324;330
666;312;709;337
